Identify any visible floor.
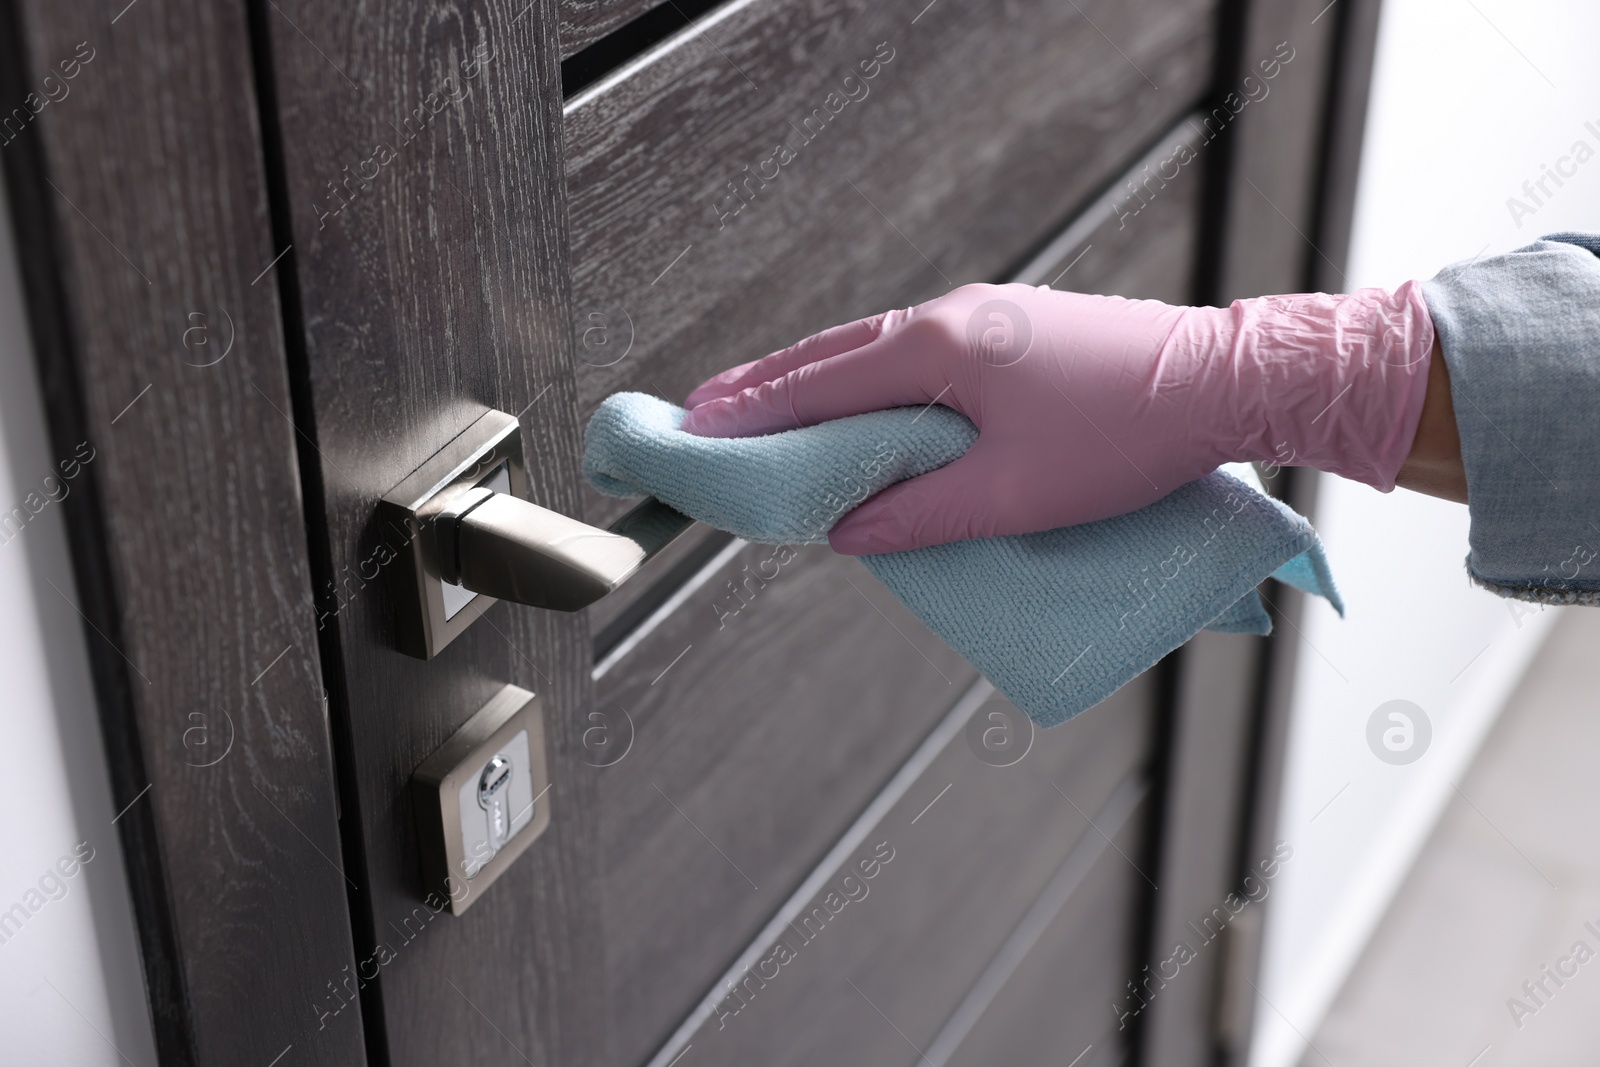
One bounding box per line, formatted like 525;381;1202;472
1299;605;1600;1067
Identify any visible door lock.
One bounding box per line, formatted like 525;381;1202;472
413;684;549;914
379;409;695;658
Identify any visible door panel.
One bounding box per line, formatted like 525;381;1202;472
943;801;1150;1067
641;680;1154;1067
594;543;973;1065
559;0;669;59
1012;118;1208;299
565;0;1217;524
589;524;733;653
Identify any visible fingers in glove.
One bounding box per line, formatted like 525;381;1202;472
683;323;947;437
683;312;890;407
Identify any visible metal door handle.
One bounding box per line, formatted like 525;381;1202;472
438;489;692;612
380;409;694;659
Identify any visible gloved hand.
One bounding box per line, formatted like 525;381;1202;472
681;282;1434;555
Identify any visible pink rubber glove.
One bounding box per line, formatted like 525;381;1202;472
681;282;1434;555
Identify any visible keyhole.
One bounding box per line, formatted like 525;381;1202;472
478;755;514;851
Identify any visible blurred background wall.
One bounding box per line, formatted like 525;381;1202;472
1253;2;1600;1065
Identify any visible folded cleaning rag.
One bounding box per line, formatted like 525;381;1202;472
585;392;1343;727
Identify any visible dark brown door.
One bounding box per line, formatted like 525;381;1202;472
2;0;1377;1063
257;0;1204;1062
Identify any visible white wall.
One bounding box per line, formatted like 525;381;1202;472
0;173;158;1061
1251;3;1600;1066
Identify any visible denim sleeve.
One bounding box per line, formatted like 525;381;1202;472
1421;233;1600;604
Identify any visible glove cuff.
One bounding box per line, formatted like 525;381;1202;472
1175;283;1435;490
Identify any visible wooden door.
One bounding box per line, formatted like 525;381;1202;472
253;3;1205;1063
3;0;1376;1064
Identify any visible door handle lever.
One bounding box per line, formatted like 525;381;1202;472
438;488;692;612
379;409;694;659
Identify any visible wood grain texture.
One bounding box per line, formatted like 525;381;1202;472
660;681;1154;1067
565;0;1217;523
559;0;663;58
0;1;364;1063
943;799;1149;1067
1015;117;1208;302
257;0;607;1064
594;542;974;1065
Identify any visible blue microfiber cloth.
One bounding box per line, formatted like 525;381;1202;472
585;393;1343;727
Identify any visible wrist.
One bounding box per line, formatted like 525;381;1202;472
1394;336;1468;502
